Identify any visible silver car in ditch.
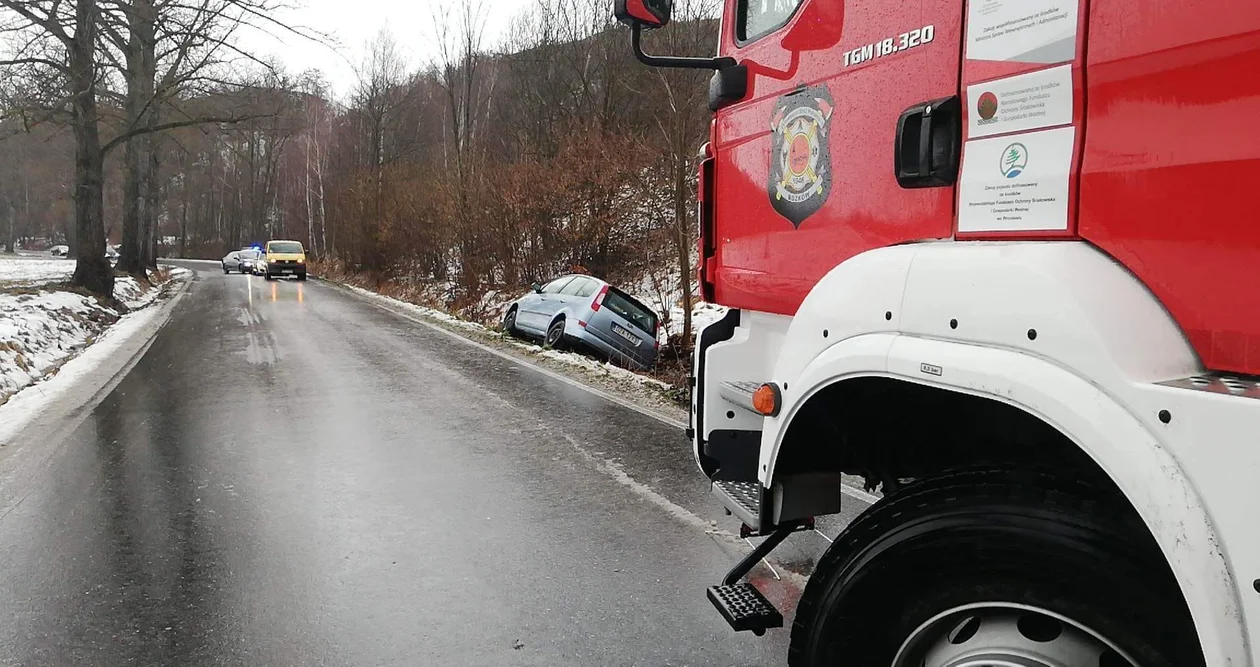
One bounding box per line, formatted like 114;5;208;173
502;274;660;371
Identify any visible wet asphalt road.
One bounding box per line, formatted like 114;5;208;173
0;263;867;666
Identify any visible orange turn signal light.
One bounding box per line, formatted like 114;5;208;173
752;383;781;417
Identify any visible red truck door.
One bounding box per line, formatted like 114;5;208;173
708;0;966;315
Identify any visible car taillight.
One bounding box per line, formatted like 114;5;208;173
590;285;609;312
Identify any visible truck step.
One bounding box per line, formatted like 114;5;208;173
718;380;764;414
707;583;783;634
712;479;762;531
1159;373;1260;401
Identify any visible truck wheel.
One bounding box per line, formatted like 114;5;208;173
788;468;1203;667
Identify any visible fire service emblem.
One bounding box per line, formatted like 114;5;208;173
768;84;835;227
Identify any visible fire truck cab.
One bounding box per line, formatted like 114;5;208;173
617;0;1260;664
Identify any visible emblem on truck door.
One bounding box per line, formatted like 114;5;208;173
769;85;835;227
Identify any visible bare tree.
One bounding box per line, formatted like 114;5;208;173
431;0;493;293
100;0;318;273
645;0;721;344
0;0;114;295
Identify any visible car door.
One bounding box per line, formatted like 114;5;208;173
519;276;573;332
532;276;576;328
555;276;592;314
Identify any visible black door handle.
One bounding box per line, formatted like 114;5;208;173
895;95;961;189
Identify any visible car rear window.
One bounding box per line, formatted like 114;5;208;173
268;242;303;253
604;288;657;334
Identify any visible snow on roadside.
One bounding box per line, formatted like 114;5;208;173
0;258;75;285
0;282;184;445
536;348;671;390
0;261;188;404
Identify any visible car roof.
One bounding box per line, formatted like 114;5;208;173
559;273;603;283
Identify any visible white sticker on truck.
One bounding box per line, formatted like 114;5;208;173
966;0;1078;64
969;65;1073;139
958;126;1075;233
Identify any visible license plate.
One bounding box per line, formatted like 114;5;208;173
612;323;640;346
282;269;293;274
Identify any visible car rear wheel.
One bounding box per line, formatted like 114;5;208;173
223;266;229;274
788;467;1203;667
544;318;567;350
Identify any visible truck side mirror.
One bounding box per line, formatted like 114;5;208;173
614;0;672;28
615;1;736;75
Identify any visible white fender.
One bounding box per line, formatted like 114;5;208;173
759;241;1254;666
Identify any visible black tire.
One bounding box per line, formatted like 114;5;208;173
223;266;229;274
296;273;307;281
502;307;521;337
788;467;1202;667
264;274;274;281
544;318;567;350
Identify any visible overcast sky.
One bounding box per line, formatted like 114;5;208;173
237;0;526;99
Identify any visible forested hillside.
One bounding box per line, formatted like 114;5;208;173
0;0;719;342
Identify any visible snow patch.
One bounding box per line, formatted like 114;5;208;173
669;301;728;338
0;263;188;404
535;348;670;390
0;290;177;445
0;258;75;285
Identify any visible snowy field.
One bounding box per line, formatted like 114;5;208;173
0;257;184;404
0;258;76;285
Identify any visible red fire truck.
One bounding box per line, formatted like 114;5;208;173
617;0;1260;664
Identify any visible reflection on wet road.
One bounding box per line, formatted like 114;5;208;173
0;264;800;665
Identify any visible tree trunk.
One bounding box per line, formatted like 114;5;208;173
179;191;188;259
5;201;15;253
143;132;160;269
119;133;144;273
68;0;113;298
116;0;157;275
673;145;693;346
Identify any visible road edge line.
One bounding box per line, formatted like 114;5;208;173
323;278;879;510
322;278;693;430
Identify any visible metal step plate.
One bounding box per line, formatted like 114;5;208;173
712;479;761;529
707;583;783;633
1159;373;1260;401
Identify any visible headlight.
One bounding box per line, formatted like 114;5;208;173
297;258;305;263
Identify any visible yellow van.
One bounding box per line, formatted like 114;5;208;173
262;240;306;281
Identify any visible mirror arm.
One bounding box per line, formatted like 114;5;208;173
632;24;736;70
